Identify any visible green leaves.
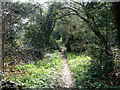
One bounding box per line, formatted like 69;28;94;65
6;51;63;88
66;52;92;87
66;52;110;88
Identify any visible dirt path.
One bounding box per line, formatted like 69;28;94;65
60;47;74;88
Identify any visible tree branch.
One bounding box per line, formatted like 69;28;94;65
60;7;88;22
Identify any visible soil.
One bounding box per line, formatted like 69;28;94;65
60;46;75;88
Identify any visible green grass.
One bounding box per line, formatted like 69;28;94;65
66;52;120;89
6;51;63;88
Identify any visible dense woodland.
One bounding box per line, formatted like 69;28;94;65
1;1;120;89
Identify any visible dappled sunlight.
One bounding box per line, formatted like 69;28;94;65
66;52;117;88
1;1;120;89
4;51;63;88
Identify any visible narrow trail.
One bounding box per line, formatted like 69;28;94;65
60;47;74;88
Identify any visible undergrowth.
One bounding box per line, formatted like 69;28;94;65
66;52;120;89
4;51;63;88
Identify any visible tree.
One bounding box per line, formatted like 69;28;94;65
23;2;63;57
58;1;116;75
112;2;120;48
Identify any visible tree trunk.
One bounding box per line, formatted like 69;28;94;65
112;2;120;48
0;1;2;83
2;14;5;73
